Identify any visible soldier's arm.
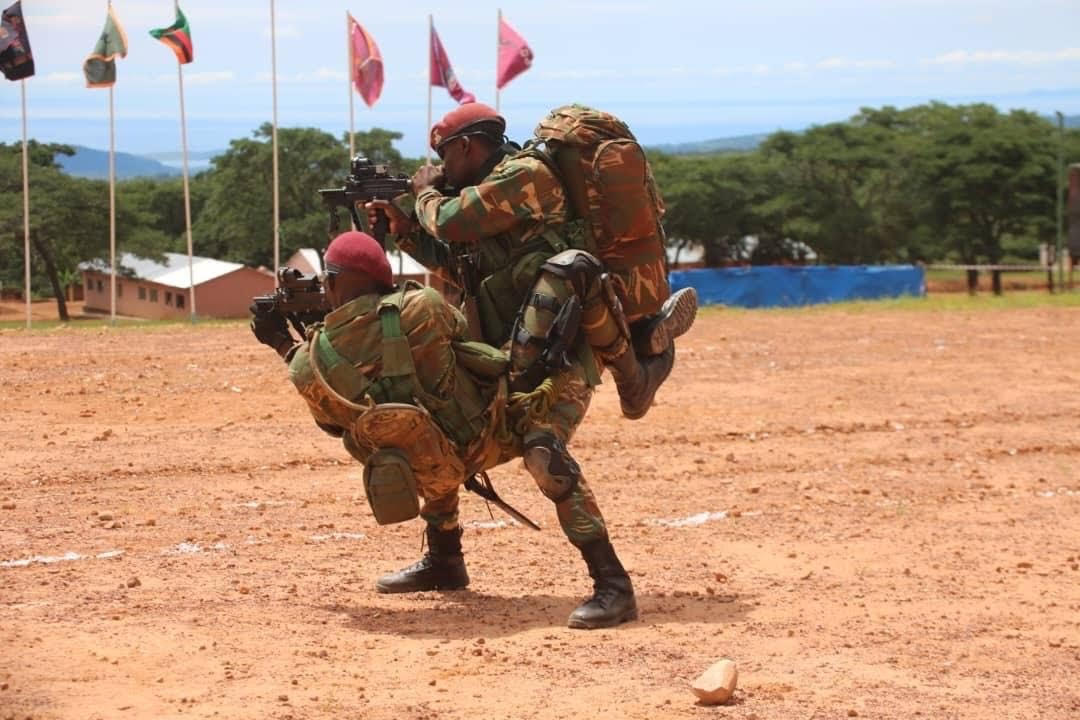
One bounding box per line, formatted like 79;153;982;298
414;160;562;246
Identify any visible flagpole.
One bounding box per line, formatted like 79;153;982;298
177;57;196;320
270;0;280;277
495;8;501;113
21;78;31;329
426;14;433;166
346;12;355;160
108;83;117;324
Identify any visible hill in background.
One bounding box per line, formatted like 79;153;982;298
57;146;181;179
648;114;1079;156
648;133;771;155
54;113;1079;173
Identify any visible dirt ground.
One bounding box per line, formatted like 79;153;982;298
2;303;1079;720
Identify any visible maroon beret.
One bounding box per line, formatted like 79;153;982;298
430;102;505;150
324;231;393;290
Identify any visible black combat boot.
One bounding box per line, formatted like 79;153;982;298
567;538;638;630
634;287;699;357
607;343;675;420
375;525;469;593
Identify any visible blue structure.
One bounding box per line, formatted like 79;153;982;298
669;265;925;308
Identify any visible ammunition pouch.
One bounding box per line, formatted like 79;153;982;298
363;448;420;525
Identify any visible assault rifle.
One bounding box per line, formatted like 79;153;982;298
251;266;329;336
318;155;412;247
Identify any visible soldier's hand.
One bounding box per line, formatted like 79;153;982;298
365;200;414;237
411;164;444;193
249;305;295;358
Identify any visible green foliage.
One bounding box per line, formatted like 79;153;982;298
657;103;1075;267
0;141;172;317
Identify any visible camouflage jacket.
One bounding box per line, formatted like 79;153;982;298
399;148;574;347
288;284;503;453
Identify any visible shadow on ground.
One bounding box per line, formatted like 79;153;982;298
320;590;755;639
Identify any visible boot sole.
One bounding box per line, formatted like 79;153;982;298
566;606;639;630
637;288;699;356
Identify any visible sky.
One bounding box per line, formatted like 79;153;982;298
2;0;1079;160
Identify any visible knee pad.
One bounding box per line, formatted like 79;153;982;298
540;249;604;298
522;433;581;503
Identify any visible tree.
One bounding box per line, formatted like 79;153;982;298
0;142;170;320
907;104;1057;284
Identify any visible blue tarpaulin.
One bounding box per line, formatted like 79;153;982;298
669;265;925;308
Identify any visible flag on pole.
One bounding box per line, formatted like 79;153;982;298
348;14;382;107
150;6;193;64
83;6;128;88
497;15;532;90
0;1;34;80
430;24;474;104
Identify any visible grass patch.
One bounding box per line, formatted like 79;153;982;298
0;315;246;333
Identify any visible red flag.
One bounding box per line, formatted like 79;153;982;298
348;14;383;107
429;23;474;104
497;16;532;90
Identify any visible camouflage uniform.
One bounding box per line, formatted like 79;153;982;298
404;150;574;347
397;151;616;548
287;279;607;546
288;283;493;531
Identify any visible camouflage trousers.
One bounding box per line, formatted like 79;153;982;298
421;358;607;548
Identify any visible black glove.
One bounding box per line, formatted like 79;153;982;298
249;305;295;357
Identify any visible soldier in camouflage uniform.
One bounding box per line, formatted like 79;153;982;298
252;230;642;628
363;104;695;628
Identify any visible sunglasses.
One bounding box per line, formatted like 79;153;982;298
435;135;468;161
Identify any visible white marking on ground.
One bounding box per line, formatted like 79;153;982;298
228;500;291;509
463;519;521;529
309;532;366;542
644;511;729;527
162;541;229;555
1038;489;1078;498
2;549;124;568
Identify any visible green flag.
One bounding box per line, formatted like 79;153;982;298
83;6;128;88
150;7;193;64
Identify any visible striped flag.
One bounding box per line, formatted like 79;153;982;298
348;14;382;107
150;6;193;64
83;5;128;88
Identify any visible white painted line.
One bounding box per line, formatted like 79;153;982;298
645;511;729;528
309;532;366;542
2;549;125;568
463;519;520;529
162;541;229;555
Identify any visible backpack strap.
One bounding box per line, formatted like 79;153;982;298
367;289;417;405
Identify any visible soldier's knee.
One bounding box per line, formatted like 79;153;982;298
522;433;581;503
540;250;604;298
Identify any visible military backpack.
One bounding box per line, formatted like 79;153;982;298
527;104;670;322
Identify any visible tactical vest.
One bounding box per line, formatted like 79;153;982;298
306;283;514;478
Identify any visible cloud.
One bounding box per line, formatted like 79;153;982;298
815;57;896;71
927;48;1080;66
255;68;345;84
264;24;301;39
185;72;237;86
40;72;82;86
151;71;236;86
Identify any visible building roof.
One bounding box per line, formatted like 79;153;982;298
387;250;429;277
296;248;323;273
81;252;251;289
